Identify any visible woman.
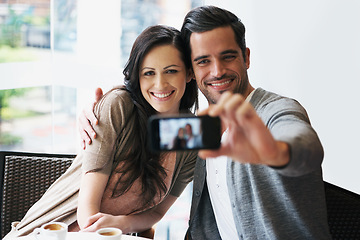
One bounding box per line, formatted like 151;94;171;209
171;127;187;150
4;25;198;238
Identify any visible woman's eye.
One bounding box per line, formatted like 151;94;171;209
166;69;178;74
144;71;155;76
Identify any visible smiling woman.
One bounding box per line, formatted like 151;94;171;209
139;44;191;114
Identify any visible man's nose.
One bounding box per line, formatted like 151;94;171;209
211;60;226;79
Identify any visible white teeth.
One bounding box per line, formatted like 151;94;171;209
153;92;172;98
211;80;231;86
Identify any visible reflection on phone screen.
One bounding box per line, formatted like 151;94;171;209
159;118;203;150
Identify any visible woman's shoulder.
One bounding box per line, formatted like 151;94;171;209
95;86;134;119
103;86;132;104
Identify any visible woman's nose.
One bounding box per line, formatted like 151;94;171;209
154;75;168;88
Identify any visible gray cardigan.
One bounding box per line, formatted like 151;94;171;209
187;88;331;240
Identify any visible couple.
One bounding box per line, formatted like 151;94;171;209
5;5;331;240
171;124;201;150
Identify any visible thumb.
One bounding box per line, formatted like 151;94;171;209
198;145;227;160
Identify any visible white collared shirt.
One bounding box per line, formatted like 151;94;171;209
206;90;255;239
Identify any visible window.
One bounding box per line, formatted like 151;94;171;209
1;0;204;238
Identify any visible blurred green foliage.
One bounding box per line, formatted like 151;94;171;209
0;132;22;145
0;4;50;48
0;88;31;145
0;46;37;63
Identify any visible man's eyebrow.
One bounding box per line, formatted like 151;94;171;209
193;55;209;62
221;49;239;55
193;50;239;62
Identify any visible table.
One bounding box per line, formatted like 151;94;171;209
15;232;150;240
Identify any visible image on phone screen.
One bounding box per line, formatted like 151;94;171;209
148;115;221;152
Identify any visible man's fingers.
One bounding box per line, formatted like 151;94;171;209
79;126;92;145
81;140;86;150
95;87;103;102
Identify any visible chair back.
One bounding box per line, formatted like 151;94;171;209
324;181;360;239
0;151;75;238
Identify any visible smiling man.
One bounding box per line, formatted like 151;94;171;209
190;26;252;104
181;6;331;240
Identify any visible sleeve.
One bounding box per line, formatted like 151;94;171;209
81;89;133;175
263;97;324;177
169;150;197;197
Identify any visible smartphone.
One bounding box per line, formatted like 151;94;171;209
148;114;221;152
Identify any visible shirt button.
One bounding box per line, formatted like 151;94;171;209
195;190;201;197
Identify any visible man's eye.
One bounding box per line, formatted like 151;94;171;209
197;59;209;65
224;55;236;61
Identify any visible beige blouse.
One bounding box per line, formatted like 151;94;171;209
4;88;197;239
82;88;197;213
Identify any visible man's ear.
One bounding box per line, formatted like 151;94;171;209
187;69;195;83
245;47;250;69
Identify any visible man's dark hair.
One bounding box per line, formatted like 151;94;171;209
181;5;247;63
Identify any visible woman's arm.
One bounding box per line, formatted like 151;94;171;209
81;194;178;234
77;171;109;229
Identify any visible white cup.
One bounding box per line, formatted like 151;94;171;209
33;222;68;240
96;227;122;240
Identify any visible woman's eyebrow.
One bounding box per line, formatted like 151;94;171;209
141;67;155;71
164;64;181;69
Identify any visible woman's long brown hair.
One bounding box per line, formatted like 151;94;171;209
98;25;198;212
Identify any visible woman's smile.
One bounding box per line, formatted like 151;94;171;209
151;90;175;99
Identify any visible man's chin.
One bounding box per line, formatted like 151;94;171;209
205;93;221;104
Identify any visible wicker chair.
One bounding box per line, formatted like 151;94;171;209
0;151;75;238
1;151;155;239
324;181;360;239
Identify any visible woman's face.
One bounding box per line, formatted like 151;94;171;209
139;44;190;114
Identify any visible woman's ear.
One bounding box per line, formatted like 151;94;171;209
187;69;195;83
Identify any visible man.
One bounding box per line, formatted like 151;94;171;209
79;6;331;239
184;123;202;149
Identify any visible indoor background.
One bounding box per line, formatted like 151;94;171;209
1;0;359;238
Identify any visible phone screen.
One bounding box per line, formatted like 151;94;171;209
148;115;221;152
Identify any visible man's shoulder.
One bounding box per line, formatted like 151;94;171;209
251;88;302;109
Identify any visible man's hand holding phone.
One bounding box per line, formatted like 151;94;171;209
198;91;290;167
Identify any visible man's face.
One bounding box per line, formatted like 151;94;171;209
190;26;250;104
